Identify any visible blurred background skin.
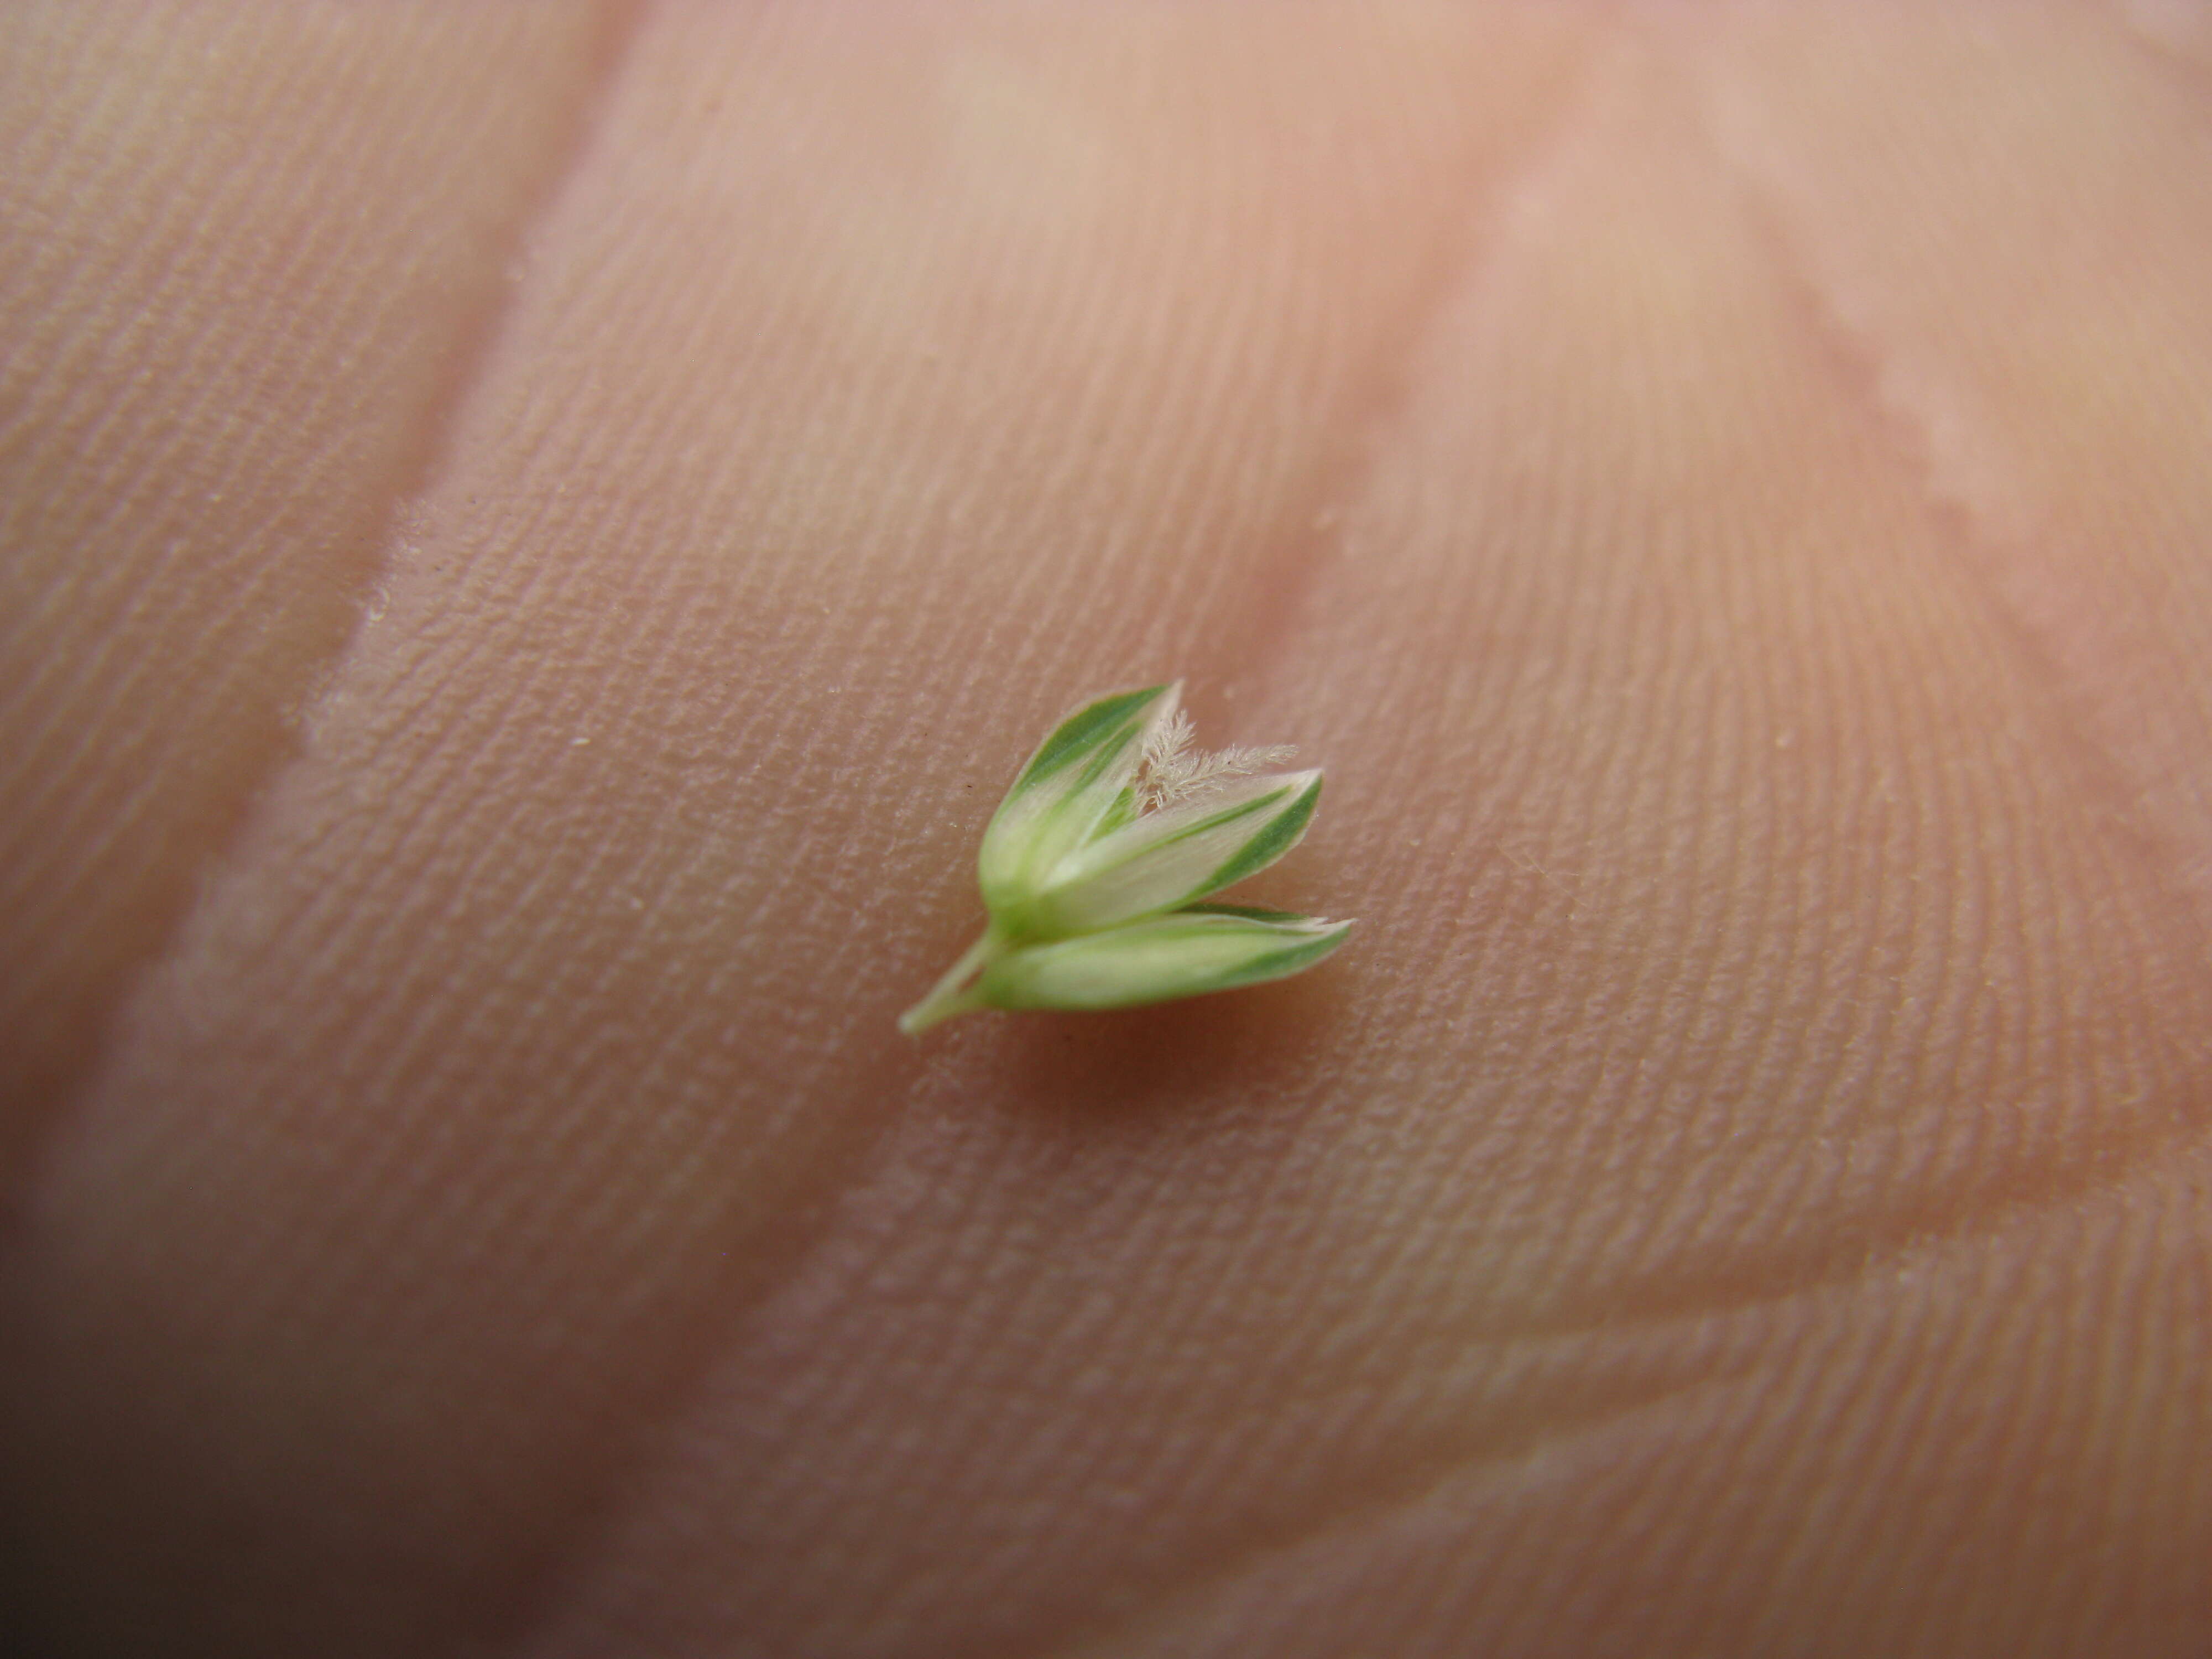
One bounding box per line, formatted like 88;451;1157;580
3;1;2210;1655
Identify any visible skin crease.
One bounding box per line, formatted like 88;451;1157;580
2;1;2210;1656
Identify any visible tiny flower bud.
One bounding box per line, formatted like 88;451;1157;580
900;685;1351;1035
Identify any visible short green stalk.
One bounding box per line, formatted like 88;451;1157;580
896;925;1006;1036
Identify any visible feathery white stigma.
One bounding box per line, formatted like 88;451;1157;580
1136;708;1299;812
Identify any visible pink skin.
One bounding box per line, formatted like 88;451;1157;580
4;4;2211;1656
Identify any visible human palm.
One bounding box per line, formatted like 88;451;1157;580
4;6;2211;1657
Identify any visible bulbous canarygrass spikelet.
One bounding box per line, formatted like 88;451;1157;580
899;682;1352;1034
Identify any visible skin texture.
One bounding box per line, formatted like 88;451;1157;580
3;2;2210;1656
